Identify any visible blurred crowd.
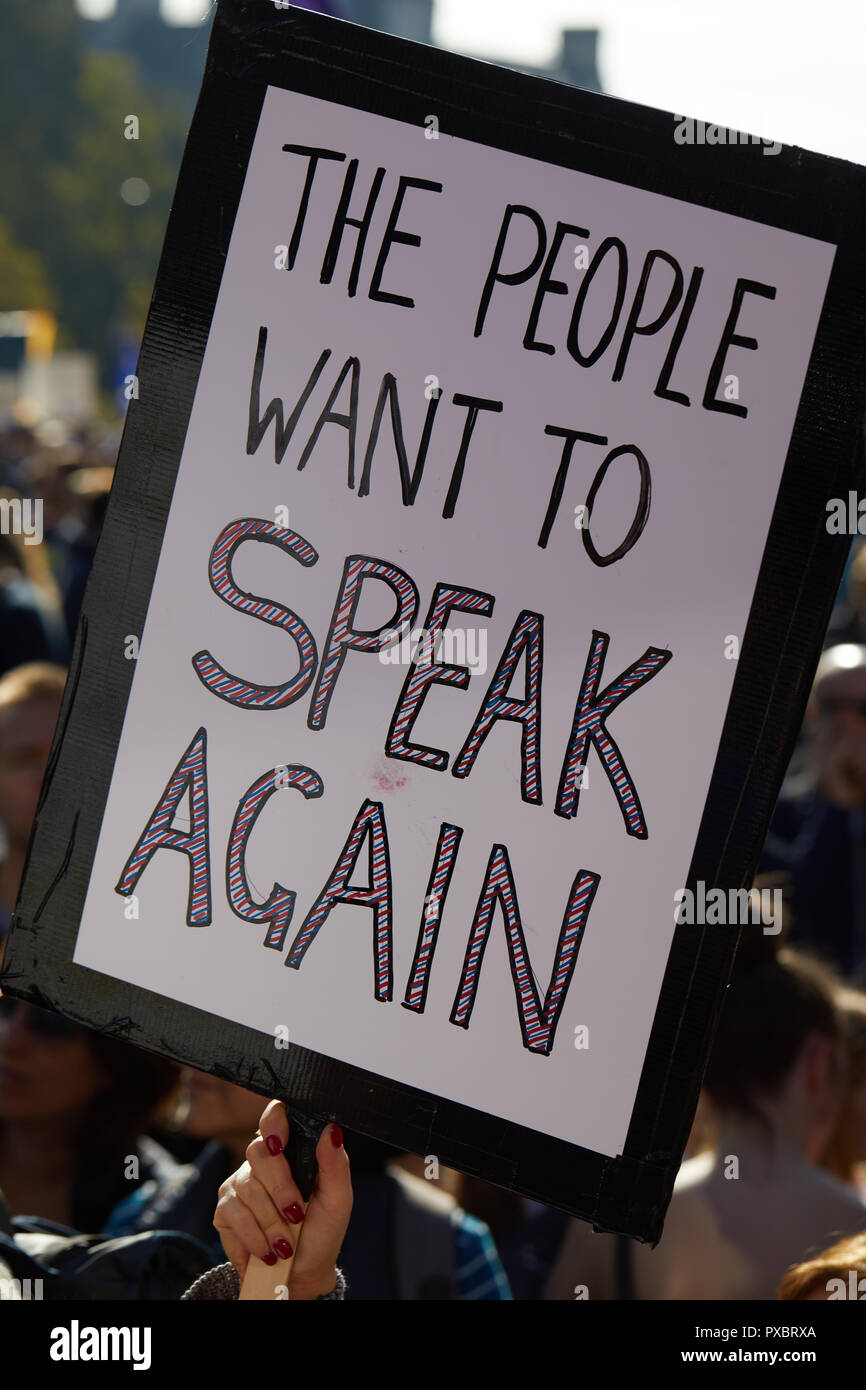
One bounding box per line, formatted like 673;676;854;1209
1;420;866;1300
0;419;115;675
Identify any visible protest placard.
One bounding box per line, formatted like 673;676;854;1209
3;0;865;1240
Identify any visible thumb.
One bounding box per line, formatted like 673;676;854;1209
310;1122;352;1219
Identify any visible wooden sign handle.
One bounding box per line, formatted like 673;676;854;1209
239;1247;297;1300
238;1116;321;1301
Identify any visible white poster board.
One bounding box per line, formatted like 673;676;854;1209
70;82;834;1160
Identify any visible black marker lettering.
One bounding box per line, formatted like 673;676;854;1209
566;236;628;367
369;175;443;308
703;277;777;418
358;372;441;503
281;144;346;270
654;265;704;406
612;249;684;382
320;160;386;297
443;394;503;519
524;220;589;355
537;426;607;549
474;205;547;337
246;327;332;465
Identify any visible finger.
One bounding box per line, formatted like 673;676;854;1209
258;1098;289;1150
229;1166;299;1260
217;1227;253;1282
310;1122;353;1218
255;1099;304;1219
245;1132;307;1226
214;1188;275;1267
230;1169;286;1232
287;1125;351;1296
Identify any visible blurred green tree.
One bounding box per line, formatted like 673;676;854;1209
0;0;189;385
0;222;57;311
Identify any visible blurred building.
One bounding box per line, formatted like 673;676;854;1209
537;30;602;93
340;0;434;45
82;0;211;105
341;2;601;91
82;1;601;99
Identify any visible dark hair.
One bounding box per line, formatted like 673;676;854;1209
703;939;841;1119
80;1030;180;1158
66;1031;180;1233
0;1017;180;1233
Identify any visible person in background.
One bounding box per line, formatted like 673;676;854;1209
821;986;866;1193
777;1230;866;1300
0;662;65;943
0;517;68;676
57;466;110;638
466;1089;718;1301
825;537;866;648
0;1091;343;1301
0;424;39;497
102;1069;267;1256
761;644;866;978
0;994;183;1233
846;543;866;646
452;1174;564;1300
330;1129;511;1300
26;446;96;646
544;939;866;1300
117;1068;511;1298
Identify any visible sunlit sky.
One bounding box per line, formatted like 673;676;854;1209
76;0;866;165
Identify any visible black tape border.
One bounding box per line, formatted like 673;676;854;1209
3;1;865;1243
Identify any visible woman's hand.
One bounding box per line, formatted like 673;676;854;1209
214;1100;352;1300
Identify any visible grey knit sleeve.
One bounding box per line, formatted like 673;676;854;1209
181;1262;240;1300
181;1263;347;1300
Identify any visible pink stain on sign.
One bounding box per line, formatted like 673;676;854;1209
371;767;409;794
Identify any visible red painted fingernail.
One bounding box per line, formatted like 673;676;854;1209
330;1123;343;1148
265;1134;282;1156
274;1238;293;1260
263;1252;278;1267
284;1203;304;1224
